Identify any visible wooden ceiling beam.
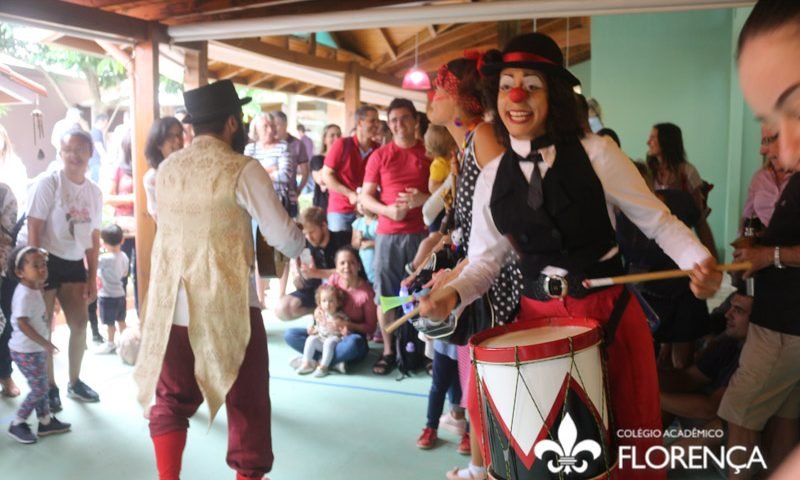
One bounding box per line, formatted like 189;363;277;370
166;0;422;26
252;80;275;91
247;73;274;87
218;66;248;81
219;39;404;88
0;0;166;42
377;29;398;61
273;78;297;91
296;84;316;95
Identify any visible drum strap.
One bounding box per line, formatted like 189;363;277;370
603;286;630;348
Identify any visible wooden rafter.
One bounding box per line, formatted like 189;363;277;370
377;28;398;61
273;78;296;91
246;73;274;87
163;0;423;25
218;66;247;80
219;38;403;87
296;84;316;95
1;0;166;41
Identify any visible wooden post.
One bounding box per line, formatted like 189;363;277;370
344;62;360;134
497;21;521;50
182;41;208;91
132;31;159;308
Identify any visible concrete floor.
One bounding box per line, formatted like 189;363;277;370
0;283;732;480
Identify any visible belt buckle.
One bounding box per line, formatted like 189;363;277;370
543;275;569;299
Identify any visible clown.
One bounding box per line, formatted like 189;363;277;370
421;33;721;480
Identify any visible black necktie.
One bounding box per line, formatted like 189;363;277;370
520;148;545;210
521;136;553;210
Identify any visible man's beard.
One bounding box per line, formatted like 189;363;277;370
231;119;247;153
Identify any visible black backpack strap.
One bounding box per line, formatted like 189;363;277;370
603;286;631;348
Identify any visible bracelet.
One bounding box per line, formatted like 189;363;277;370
774;246;787;269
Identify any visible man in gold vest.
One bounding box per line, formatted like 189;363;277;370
134;80;304;480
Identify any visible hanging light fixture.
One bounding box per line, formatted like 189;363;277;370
402;31;431;90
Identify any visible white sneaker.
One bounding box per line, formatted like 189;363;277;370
296;363;315;375
332;362;347;374
439;411;467;436
288;356;304;369
313;367;329;378
96;342;116;355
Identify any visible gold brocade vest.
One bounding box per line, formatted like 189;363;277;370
134;136;254;423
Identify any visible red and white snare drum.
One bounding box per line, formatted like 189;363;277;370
470;318;616;480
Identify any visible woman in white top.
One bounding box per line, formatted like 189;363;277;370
0;124;29;212
143;116;184;223
420;33;721;480
26;129;103;410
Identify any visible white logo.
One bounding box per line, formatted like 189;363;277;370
533;413;602;474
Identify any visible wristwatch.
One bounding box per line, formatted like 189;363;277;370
774;246;787;269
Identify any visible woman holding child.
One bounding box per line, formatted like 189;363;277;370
284;247;377;371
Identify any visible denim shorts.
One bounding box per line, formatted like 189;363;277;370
99;297;127;325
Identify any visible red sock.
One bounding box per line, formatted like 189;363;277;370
152;430;187;480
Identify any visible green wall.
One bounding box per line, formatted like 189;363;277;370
570;60;591;96
590;8;760;260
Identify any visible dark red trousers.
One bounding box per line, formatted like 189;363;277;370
149;308;272;478
468;286;665;480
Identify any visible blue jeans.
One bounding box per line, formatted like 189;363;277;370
327;212;357;233
284;327;369;365
427;350;461;429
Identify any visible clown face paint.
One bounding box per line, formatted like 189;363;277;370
497;68;549;140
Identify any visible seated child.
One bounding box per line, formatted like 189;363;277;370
96;224;130;355
7;246;71;444
425;125;457;194
297;284;349;378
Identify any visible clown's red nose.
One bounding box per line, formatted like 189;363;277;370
509;87;527;103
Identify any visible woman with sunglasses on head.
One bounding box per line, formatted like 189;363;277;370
420;33;721;480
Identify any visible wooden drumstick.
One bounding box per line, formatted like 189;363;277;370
582;262;752;289
385;287;453;335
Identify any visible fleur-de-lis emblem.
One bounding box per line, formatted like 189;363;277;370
533;413;602;474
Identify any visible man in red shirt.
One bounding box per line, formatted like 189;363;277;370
360;98;431;375
321;106;380;232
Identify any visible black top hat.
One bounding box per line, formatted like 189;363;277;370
181;80;252;124
480;33;580;87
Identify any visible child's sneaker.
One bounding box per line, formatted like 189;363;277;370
312;367;329;378
332;362;347;374
38;416;71;436
416;427;438;449
296;363;315;375
457;432;471;455
67;380;100;402
439;411;467;435
8;422;37;444
96;342;116;355
48;386;62;413
288;356;304;369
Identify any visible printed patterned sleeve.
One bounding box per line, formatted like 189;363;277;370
446;156;512;309
0;184;18;274
236;160;304;259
